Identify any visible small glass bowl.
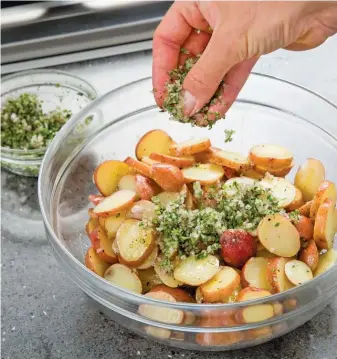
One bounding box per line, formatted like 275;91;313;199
1;69;98;177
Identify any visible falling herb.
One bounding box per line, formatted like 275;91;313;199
224;129;235;143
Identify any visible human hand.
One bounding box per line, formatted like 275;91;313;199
153;1;337;123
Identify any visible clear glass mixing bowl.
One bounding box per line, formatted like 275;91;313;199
38;74;337;351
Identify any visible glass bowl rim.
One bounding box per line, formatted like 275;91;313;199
1;68;99;157
38;72;337;311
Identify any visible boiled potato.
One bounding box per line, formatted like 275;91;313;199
151;163;184;192
182;163;224;184
298;239;319;272
267;257;294;293
170;137;211;156
85;247;111;277
93;190;136;217
104;210;127;239
310;180;337;220
249;144;293;169
124;157;152;177
104;263;142;293
149;152;195;168
241;257;270;290
314;249;337;277
314;198;336;249
209;148;251;171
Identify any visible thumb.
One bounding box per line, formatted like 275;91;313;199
182;30;245;117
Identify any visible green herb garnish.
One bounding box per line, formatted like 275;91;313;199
224;129;235;143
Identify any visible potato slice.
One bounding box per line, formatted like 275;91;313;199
149;152;195;168
154;257;183;288
249;144;293;169
85;247;111;277
144;326;171;339
256;247;276;259
118;174;137;194
116;219;155;267
88;208;98;219
236;287;271;302
259;176;296;208
85;218;98;236
284;259;313;285
314;199;336;249
254;162;294;177
286;188;305;211
93;190;136;217
182;163;224;185
258;214;300;257
209;148;251;171
135;174;160;201
294;158;325;202
124;157;152;178
104;263;142;294
193;149;212;163
141;156;159;166
169;138;211;156
138;267;163;293
151;163;184;192
298;239;319;272
293;215;314;241
310;180;337;220
94;160;131;196
104;210;127;239
200;266;240;303
88;194;105;206
90;226;118;264
223;176;256;196
173;255;219;286
137;245;158;270
127;200;156;221
267;257;294;293
298;200;313;217
139;291;184;324
151;284;195;303
240;167;264;180
135;129;174;160
241;257;270;290
314;249;337;277
154;191;180;206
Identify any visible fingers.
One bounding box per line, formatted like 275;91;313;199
182;29;246;116
178;31;211;65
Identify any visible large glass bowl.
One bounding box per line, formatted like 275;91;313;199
38;74;337;351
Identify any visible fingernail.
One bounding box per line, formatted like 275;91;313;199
183;90;197;117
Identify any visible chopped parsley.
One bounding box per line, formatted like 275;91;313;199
180;47;190;55
289;209;300;224
224;129;235;143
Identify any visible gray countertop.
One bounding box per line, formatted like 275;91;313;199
2;36;337;359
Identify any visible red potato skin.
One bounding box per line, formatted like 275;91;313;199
298;239;319;271
151;163;184;192
89;227;117;264
220;230;257;268
135;174;161;201
223;166;237;179
88;194;105;206
151;285;195;303
294;215;314;240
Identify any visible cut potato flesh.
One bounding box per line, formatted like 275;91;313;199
241;257;270;290
139;291;184;324
104;210;127;239
173;255;219;286
209;148;251;171
94;160;131;196
93;190;136;217
138;267;163;293
258;214;300;257
310;180;337;220
314;249;337;277
86;218;98;236
223;176;256;197
249;144;293;169
254;162;294;177
240;168;264;180
235;304;274;324
154;258;183;288
135;174;160;201
151;163;184;192
124;157;152;177
127;200;156;221
116;219;155;267
141;156;159;166
104;263;142;294
149;152;195;168
236;287;272;302
284;259;313;285
294;158;325;202
151;284;195;303
118;174;138;194
259;175;296;208
267;257;294;293
137;245;158;270
182;163;224;185
85;247;111;277
135;129;174;160
286;188;305;211
298;200;312;217
90;226;118;264
298;239;319;272
314;198;336;249
200;266;240;303
169;137;211;156
154;191;180;206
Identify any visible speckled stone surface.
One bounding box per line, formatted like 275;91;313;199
2;36;337;359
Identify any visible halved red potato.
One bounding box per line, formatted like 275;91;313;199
284;259;313;286
151;284;195;303
239;168;264;180
286;188;305;211
88;194;105;206
169;138;211;156
298;201;313;217
314;198;336;249
258;214;300;257
89;226;118;264
173;255;219;286
310;180;337;220
135;174;160;201
151;163;184;192
154;260;183;288
249;144;293;169
93;190;136;217
85;218;98;236
116;219;155;267
149;152;195;168
209;148;251;171
241;257;270;290
141;156;159;166
193;149;212;163
85;247;111;277
314;249;337;277
137;245;158;270
124;157;152;178
236;287;272;302
267;257;294;293
292;215;314;241
138;267;163;293
259;176;296;208
94;160;131;196
154;191;180;206
298;240;319;272
254;161;294;177
182;163;224;185
138;291;184;324
294;158;325;202
117;174;137;194
127;200;156;221
200;266;240;303
135;129;174;160
104;263;142;294
104;210;127;239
